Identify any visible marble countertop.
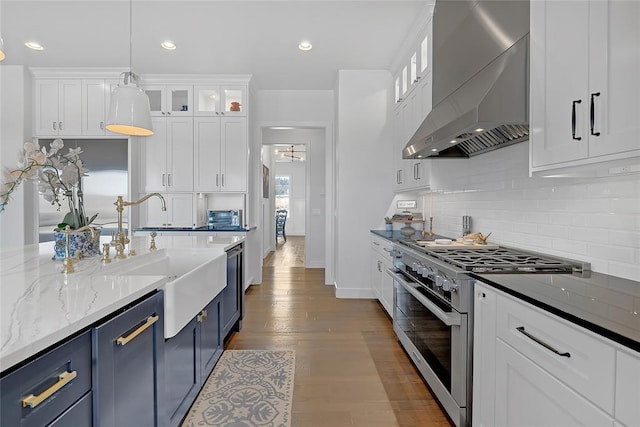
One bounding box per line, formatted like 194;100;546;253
0;234;244;374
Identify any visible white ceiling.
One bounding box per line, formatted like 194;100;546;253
1;0;428;90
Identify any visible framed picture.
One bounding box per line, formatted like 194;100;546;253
262;164;269;198
397;200;417;209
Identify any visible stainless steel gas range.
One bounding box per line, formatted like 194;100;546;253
387;239;589;427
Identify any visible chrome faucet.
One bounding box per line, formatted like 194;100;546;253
113;193;167;259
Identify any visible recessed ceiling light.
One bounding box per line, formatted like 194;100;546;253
25;41;44;51
270;126;295;130
450;140;457;144
431;148;438;152
298;40;312;51
475;128;484;132
161;41;176;50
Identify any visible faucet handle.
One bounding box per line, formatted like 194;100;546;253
115;243;126;259
150;231;157;251
102;243;111;264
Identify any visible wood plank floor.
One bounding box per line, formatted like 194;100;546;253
227;237;454;426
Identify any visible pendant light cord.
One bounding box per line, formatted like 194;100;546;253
129;0;133;73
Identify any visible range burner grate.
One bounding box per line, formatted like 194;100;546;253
400;240;577;273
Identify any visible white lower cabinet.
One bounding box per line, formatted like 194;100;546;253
474;281;637;427
494;338;614;426
370;235;394;318
615;350;640;427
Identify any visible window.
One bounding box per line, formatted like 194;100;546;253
274;175;290;213
420;35;429;73
402;65;408;95
410;52;417;85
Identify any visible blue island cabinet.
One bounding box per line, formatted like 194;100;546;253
0;330;93;427
165;295;224;427
92;291;165;427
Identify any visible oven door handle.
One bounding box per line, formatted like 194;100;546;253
386;268;461;326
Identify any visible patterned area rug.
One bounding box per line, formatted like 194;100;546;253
182;350;296;427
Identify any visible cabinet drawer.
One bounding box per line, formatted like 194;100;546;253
615;349;640;426
0;330;92;427
371;235;394;258
496;294;616;413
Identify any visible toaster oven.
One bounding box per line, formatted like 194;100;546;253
207;210;243;229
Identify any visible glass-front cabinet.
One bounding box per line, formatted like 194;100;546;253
144;85;193;117
194;85;246;116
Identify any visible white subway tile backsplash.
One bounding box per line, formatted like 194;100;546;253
428;141;640;281
588;244;635;264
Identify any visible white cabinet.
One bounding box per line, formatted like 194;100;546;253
144;85;193;117
143;193;194;228
194;85;246;117
193;116;247;193
472;284;498;427
370;235;394;317
474;281;638;427
141;116;194;192
530;0;640;172
81;79;119;136
34;79;82;136
494;338;614;426
391;24;433;192
615;350;640;427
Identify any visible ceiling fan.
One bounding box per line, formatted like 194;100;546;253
275;145;305;161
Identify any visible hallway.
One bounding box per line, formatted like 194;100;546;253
226;237;452;426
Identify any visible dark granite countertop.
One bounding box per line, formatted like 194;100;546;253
370;229;640;352
136;226;254;232
474;271;640;352
370;229;451;242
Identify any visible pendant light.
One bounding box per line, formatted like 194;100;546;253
0;37;5;62
106;0;153;136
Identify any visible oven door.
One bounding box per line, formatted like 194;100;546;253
388;268;469;425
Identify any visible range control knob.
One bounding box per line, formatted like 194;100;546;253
442;279;459;292
435;276;443;288
412;262;418;271
421;267;431;278
416;264;424;275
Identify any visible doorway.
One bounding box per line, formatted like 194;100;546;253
260;127;326;271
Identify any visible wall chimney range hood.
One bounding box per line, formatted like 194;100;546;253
403;0;530;159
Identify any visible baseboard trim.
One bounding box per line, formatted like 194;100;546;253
335;287;376;299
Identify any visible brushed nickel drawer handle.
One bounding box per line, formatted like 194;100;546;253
116;315;159;346
516;326;571;358
22;370;77;408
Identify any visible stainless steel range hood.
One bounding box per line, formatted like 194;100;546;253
403;0;530;159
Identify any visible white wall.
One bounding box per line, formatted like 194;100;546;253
0;66;36;249
399;142;640;282
252;90;333;280
274;156;306;236
335;70;394;298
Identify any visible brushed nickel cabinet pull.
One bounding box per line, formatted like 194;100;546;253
516;326;571;358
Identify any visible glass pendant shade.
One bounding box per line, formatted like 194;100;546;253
106;72;153;136
0;37;5;61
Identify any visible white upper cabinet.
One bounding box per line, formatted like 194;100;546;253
530;0;640;172
141;116;194;192
194;86;247;117
34;79;82;136
144;85;193;117
194;116;247;193
81;79;119;136
391;13;433;192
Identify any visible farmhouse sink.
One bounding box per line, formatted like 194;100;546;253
102;248;227;338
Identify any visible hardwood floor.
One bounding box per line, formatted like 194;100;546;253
263;235;306;267
227;236;453;427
